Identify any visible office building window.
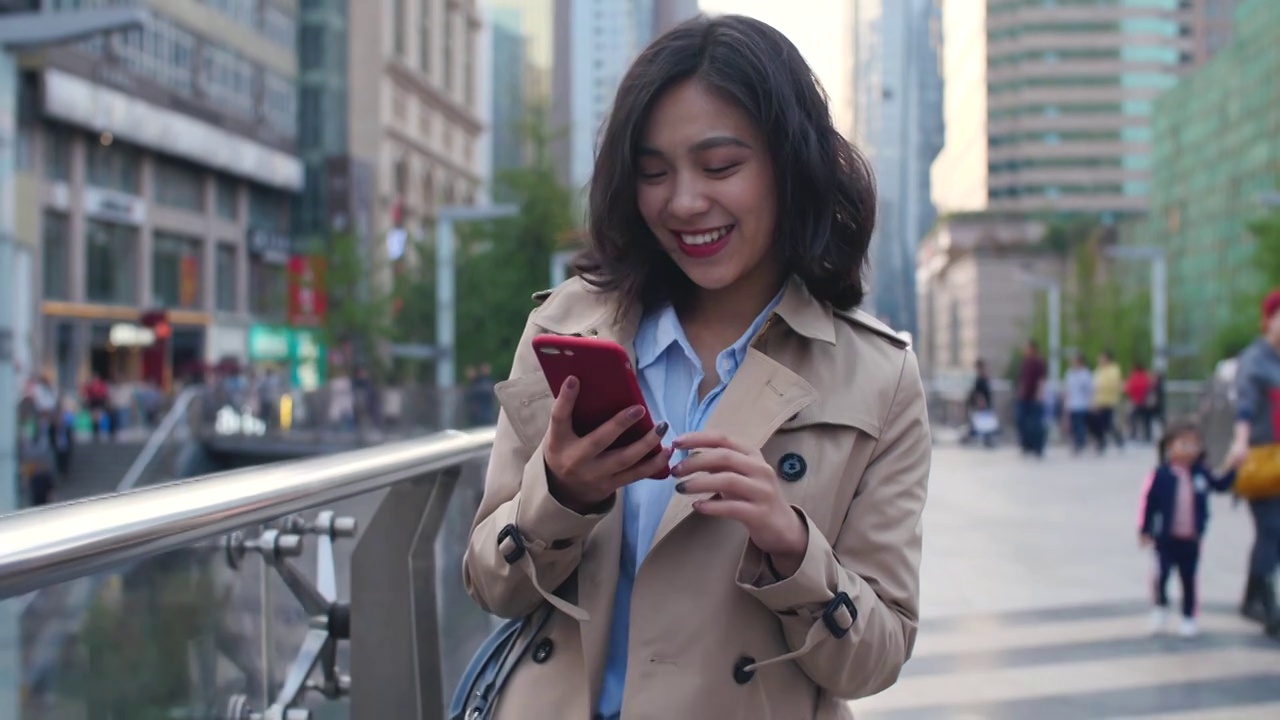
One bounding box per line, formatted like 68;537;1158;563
249;261;287;317
153;232;203;309
44;125;71;182
200;44;256;119
215;175;238;220
86;138;140;194
42;212;70;300
154;156;206;212
443;6;454;91
264;71;298;138
111;15;197;96
216;243;237;312
203;0;259;28
85;220;138;305
464;25;474;105
249;186;291;233
262;6;296;50
394;0;407;57
419;0;431;73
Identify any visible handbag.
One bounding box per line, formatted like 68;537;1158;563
1234;444;1280;501
449;604;553;720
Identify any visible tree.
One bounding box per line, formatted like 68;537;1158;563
1212;211;1280;363
453;103;576;380
312;232;397;381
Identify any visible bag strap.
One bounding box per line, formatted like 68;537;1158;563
466;604;555;720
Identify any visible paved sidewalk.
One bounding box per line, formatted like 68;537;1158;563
852;444;1280;719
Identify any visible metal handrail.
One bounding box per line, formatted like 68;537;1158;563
0;427;497;600
116;385;199;492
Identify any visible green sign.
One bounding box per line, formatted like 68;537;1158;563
247;325;328;391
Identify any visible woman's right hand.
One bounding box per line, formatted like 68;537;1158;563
1225;438;1250;469
543;376;672;513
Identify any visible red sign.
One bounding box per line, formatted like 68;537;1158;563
288;255;327;328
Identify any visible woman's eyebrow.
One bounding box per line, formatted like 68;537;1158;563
637;135;753;158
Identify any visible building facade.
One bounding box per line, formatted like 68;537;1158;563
551;0;698;198
341;0;487;267
490;0;554;193
930;0;988;214
16;0;304;392
915;214;1060;383
850;0;945;336
984;0;1233;216
1122;0;1277;369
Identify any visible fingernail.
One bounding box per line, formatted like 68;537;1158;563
671;462;684;475
566;376;578;391
654;421;669;437
628;406;645;420
675;481;689;494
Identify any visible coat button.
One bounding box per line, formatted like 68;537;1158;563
532;638;554;664
777;453;807;482
733;655;756;685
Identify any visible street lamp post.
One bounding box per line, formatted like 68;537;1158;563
0;5;151;715
434;204;518;429
1105;245;1168;374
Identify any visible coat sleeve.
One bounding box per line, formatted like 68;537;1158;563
1139;470;1159;536
733;349;930;699
462;312;613;621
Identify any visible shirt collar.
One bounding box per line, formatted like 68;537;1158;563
635;286;786;372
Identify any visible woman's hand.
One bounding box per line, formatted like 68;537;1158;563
543;376;672;514
1225;438;1250;470
671;432;809;577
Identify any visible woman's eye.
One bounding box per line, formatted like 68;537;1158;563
706;163;740;175
638;170;667;180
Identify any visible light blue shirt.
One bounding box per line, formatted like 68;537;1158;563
596;290;783;717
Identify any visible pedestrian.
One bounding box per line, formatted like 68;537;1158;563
1090;350;1125;453
459;15;930;720
1225;287;1280;638
1138;420;1235;638
1063;353;1093;454
1016;340;1047;457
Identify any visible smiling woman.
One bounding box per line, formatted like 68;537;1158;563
460;14;930;720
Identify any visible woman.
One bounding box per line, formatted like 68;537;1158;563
1226;288;1280;639
463;15;931;718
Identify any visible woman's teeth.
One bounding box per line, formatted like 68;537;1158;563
680;226;733;245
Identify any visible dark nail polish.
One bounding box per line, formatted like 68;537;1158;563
675;481;689;494
654;421;669;437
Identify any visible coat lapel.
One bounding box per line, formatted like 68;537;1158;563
649;347;818;551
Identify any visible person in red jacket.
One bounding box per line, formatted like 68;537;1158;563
1126;361;1154;443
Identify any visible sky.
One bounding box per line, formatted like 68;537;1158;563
697;0;849;129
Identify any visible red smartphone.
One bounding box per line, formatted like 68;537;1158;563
532;334;667;476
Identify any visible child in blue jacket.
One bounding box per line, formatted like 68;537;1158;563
1139;420;1236;638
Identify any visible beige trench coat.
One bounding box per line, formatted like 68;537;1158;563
463;276;931;719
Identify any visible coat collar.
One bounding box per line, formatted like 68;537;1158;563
532;275;837;347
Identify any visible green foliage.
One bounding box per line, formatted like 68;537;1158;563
386;101;577;383
315;232;397;381
453;105;576;380
1212;211;1280;362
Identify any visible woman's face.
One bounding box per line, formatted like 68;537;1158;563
635;79;778;296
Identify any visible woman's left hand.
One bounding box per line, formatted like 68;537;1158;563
671;432;809;577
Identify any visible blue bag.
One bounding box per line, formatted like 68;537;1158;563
449;605;553;720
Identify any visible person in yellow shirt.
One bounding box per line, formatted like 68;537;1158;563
1091;350;1126;453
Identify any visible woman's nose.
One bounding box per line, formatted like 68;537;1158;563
668;174;711;218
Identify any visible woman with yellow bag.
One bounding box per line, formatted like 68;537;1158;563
1226;288;1280;640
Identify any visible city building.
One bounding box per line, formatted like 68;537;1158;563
490;0;554;191
1121;0;1276;370
914;214;1060;383
930;0;988;215
849;0;945;336
983;0;1235;216
551;0;699;198
16;0;304;392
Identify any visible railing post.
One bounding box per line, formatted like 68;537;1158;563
349;464;461;718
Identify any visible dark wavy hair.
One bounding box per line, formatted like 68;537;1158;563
574;14;877;317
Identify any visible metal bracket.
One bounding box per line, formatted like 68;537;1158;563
223;510;358;720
